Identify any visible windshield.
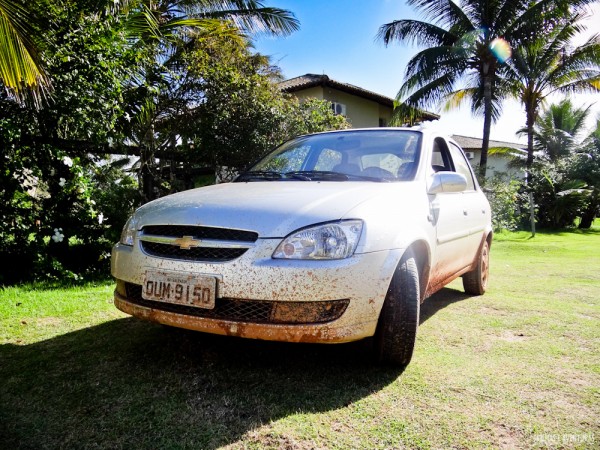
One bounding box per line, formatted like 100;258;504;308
236;130;422;182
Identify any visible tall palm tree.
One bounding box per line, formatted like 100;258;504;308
377;0;592;178
505;13;600;167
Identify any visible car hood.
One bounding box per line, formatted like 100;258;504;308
134;181;402;237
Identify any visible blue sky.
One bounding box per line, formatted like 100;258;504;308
254;0;600;144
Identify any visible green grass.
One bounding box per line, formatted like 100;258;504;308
1;229;599;449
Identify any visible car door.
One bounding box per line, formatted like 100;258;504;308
447;141;489;259
428;138;476;282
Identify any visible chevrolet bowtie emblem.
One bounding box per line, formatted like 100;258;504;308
173;235;202;249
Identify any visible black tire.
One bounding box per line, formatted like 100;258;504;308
463;240;490;295
374;249;420;367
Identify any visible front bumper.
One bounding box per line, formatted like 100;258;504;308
111;239;402;343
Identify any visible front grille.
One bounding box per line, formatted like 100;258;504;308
142;225;258;242
141;241;247;262
139;225;258;262
123;282;349;325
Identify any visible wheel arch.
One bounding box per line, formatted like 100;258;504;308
404;240;431;302
486;230;493;248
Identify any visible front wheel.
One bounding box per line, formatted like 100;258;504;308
463;240;490;295
373;250;420;367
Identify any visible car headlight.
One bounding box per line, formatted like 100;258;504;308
273;220;363;260
119;215;139;246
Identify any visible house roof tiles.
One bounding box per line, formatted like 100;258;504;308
452;134;526;152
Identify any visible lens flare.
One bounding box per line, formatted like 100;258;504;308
490;38;512;63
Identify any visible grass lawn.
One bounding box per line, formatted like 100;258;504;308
1;228;599;449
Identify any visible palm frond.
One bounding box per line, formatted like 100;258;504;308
0;0;50;106
377;19;454;47
123;3;162;41
407;0;474;31
403;46;471;84
442;88;477;111
182;0;299;36
399;71;461;112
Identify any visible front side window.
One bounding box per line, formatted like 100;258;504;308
448;142;476;190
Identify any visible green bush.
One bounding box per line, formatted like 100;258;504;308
0;134;140;284
484;174;528;232
528;159;592;229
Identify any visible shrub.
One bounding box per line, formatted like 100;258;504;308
484;174;527;232
528;159;591;229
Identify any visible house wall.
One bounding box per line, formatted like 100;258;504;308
378;104;393;126
292;86;324;101
292;86;392;128
323;88;390;128
466;150;524;179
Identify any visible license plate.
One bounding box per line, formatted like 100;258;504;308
142;270;216;309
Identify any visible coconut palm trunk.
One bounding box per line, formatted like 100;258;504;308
480;65;495;179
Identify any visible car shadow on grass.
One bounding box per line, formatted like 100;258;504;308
420;287;471;325
0;317;403;449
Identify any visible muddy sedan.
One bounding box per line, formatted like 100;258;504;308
112;128;492;366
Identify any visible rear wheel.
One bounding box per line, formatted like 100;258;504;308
463;240;490;295
374;250;420;367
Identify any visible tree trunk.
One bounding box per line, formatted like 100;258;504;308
526;107;535;169
579;193;598;229
579;209;596;229
479;67;493;181
140;145;154;203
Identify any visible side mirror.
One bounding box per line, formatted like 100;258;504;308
428;172;468;194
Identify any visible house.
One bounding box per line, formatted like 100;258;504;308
279;74;439;128
452;135;526;178
281;74;525;178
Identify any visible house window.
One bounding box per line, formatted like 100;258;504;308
379;118;387;127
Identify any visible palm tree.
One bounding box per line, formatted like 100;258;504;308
377;0;592;178
529;99;593;161
505;13;600;167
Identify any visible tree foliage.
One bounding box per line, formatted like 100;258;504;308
505;12;600;168
525;100;600;229
378;0;596;178
0;3;140;283
0;0;349;284
531;99;593;161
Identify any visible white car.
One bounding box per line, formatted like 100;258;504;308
112;128;492;366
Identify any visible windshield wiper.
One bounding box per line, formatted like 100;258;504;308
235;170;284;181
285;171;392;182
284;171;350;181
344;174;392;182
237;170;391;182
